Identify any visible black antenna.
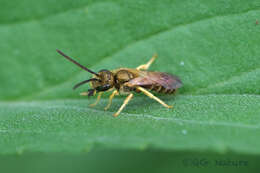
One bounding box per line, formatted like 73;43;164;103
56;49;99;76
73;78;100;90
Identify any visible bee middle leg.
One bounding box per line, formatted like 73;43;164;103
136;53;158;70
113;93;134;117
89;92;103;107
104;90;119;111
136;86;173;108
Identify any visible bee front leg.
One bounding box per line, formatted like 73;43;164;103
113;93;134;117
104;90;119;111
136;53;157;70
89;92;103;107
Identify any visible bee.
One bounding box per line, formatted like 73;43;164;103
56;49;182;117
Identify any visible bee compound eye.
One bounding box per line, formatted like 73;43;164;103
96;84;111;91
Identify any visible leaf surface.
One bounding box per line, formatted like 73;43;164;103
0;0;260;161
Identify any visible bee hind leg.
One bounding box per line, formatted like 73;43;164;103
104;90;119;111
89;92;103;107
136;86;173;109
113;93;134;117
136;53;158;70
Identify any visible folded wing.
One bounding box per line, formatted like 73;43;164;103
127;71;182;90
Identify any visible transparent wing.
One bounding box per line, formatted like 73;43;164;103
128;71;182;90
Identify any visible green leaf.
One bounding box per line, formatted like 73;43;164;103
1;0;260;171
1;95;260;154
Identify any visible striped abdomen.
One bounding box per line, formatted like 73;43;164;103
143;85;176;94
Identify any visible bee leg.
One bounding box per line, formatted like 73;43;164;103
113;93;134;117
136;86;173;108
136;53;158;70
80;92;88;96
89;92;103;107
104;90;119;111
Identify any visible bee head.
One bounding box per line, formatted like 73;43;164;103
91;69;114;92
71;69;115;96
72;69;115;96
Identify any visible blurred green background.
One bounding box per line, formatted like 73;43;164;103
1;0;260;172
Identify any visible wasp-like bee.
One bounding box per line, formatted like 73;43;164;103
56;49;182;117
